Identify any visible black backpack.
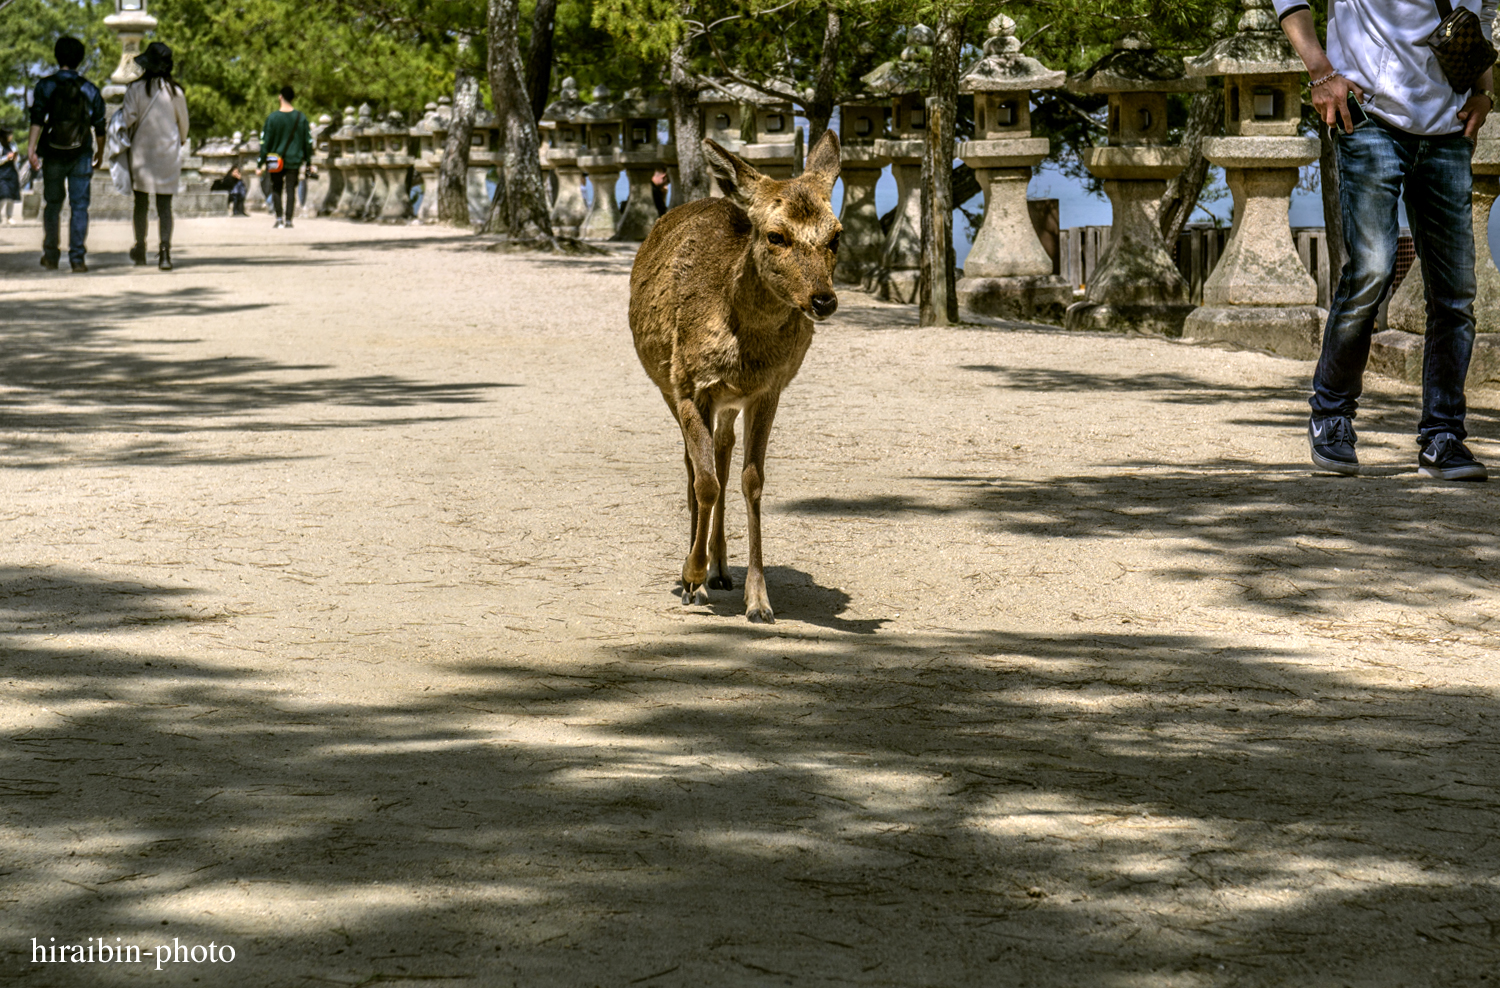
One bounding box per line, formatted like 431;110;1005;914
45;76;91;152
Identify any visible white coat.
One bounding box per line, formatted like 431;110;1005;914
123;78;190;194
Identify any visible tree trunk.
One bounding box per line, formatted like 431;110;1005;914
804;6;842;145
483;0;554;240
669;33;707;205
1319;122;1344;290
919;11;961;326
1158;89;1223;247
438;34;480;227
524;0;557;126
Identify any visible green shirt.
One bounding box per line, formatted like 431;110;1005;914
259;109;313;167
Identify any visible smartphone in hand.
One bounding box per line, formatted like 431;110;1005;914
1331;93;1369;136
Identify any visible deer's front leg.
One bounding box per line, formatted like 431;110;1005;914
675;394;719;604
707;407;739;591
740;393;782;623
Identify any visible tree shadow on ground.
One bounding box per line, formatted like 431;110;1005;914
0;287;513;468
0;568;1497;985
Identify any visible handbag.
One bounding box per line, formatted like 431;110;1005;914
1420;0;1497;95
265;152;284;173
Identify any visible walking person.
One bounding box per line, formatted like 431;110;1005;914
1279;0;1494;481
27;36;106;272
257;86;313;228
0;126;20;225
123;42;189;271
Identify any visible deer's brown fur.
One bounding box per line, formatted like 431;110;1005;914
629;131;842;622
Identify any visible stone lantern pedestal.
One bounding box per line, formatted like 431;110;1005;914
835;99;890;286
466;113;501;224
956;15;1070;322
374;111;415;223
1065;35;1205;335
1180;0;1324;356
309;114;340;217
863;27;936;303
411;104;441;222
543;79;589;237
332;108;366;218
577;86;623;240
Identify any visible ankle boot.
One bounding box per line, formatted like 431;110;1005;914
158;246;172;271
130;242;147;266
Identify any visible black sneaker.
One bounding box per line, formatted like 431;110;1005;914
130;243;147;266
1309;415;1359;475
1419;433;1488;482
40;255;58;270
70;259;88;273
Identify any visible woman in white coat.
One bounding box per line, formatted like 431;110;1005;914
123;42;189;270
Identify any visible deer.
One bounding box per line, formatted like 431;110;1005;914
628;130;843;623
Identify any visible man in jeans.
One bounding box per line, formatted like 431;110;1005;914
1279;0;1495;481
27;36;106;273
257;86;313;229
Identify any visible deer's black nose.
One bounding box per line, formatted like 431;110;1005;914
810;292;838;317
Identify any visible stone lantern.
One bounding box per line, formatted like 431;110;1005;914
834;93;891;285
542;78;589;237
737;85;798;179
614;89;672;241
1064;35;1206;335
956;14;1070;322
102;0;156;104
342;104;382;219
1181;0;1323;356
305;113;338;217
374;110;415;222
411;103;442;221
576;85;624;240
331;107;366;218
863;25;935;303
469;111;502;223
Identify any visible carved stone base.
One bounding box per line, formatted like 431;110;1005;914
877;269;921;304
1182;305;1326;360
1064;301;1197;337
958;275;1072;324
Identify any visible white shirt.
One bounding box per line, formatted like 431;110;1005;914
1275;0;1497;135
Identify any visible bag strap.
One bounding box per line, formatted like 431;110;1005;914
1435;0;1455;20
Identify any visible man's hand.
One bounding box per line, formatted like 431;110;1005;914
1458;93;1493;139
28;151;40;173
1315;75;1368;134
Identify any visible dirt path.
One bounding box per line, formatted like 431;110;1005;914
1;217;1499;987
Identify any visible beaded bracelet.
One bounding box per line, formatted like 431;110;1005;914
1310;71;1342;88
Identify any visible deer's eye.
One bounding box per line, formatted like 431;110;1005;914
827;233;840;254
766;232;789;247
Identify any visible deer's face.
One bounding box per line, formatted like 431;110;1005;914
703;131;844;321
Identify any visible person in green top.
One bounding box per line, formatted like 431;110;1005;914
257;85;314;228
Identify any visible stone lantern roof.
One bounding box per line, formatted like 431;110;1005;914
542;77;587;123
861;24;933;95
1069;33;1205;94
578;84;622;122
960;14;1065;93
618;88;671;119
696;79;801;106
1184;0;1302;76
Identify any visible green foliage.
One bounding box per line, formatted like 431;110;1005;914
0;0;114;136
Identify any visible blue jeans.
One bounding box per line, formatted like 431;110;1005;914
41;152;93;264
1313;117;1476;442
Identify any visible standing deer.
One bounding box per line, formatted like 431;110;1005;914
629;131;843;623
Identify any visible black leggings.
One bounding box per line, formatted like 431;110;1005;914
270;165;301;221
133;191;174;247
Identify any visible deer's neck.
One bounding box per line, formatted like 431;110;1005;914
728;244;797;334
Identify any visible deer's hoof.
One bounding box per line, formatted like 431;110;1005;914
682;584;708;605
746;605;775;624
708;573;734;591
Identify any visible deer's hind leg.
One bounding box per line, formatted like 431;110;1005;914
707;407;739;591
675;393;720;604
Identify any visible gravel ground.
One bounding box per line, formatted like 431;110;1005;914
1;216;1499;987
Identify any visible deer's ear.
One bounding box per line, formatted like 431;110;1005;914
702;138;764;205
803;129;841;190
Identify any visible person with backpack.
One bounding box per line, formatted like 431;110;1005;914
26;36;107;272
0;126;21;225
123;41;190;271
257;86;313;228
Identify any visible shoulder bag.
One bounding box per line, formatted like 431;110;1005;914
1420;0;1498;95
